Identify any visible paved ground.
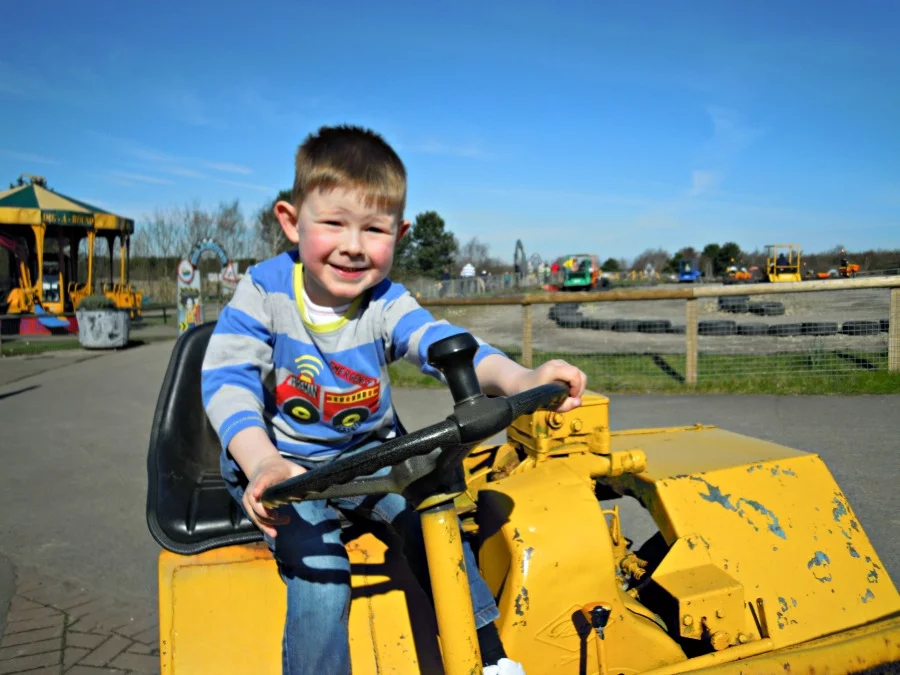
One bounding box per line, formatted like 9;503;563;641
0;338;897;673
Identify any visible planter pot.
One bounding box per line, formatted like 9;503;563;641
76;308;130;349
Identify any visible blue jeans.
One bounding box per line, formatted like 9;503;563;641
221;446;500;675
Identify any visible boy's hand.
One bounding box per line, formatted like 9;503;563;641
513;359;587;413
244;455;307;538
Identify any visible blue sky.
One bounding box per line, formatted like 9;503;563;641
2;0;898;262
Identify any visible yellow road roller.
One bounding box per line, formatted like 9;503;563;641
147;325;899;674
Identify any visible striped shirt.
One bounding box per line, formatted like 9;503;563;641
201;251;503;463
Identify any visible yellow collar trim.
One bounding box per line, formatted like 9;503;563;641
293;262;362;333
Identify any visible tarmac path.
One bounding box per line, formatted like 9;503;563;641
0;338;897;672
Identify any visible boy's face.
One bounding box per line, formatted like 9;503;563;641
275;187;410;307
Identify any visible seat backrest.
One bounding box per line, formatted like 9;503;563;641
146;321;263;554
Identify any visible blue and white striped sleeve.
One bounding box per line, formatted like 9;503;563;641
201;272;274;450
381;286;504;379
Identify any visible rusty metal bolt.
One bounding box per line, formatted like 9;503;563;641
710;631;730;651
546;412;564;429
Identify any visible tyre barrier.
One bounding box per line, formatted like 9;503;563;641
748;301;785;316
638;320;672;334
717;296;750;313
769;323;803;337
699;320;737;336
802;322;839;336
549;305;889;339
548;303;581;321
736;323;769;336
612;319;641;332
841;320;880;336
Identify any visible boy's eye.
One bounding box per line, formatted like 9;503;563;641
367;226;390;234
323;220;342;227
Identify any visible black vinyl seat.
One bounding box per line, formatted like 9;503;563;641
146;322;263;555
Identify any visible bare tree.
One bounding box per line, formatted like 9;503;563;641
213;199;248;259
458;237;491;267
147;207;183;276
631;247;670;273
131;224;152;259
254;189;293;259
181;200;215;251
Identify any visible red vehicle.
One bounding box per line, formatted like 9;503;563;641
276;373;380;431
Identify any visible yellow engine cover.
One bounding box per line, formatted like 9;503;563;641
157;531;443;674
605;426;900;650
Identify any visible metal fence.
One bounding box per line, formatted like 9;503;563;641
422;277;900;391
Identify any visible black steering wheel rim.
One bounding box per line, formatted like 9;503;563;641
261;381;569;508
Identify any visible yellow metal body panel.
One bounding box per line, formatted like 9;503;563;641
605;426;900;650
478;458;686;674
102;282;143;316
158;535;442;674
765;243;802;282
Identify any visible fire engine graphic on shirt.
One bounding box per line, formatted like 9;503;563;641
274;355;380;432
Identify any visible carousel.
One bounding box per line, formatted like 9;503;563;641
0;174;140;333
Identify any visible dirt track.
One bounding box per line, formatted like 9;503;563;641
438;285;892;355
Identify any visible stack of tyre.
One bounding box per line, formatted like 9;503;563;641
715;296;888;337
548;303;682;334
549;300;890;338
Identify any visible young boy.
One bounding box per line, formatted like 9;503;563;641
201;125;587;674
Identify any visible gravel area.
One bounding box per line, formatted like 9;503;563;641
443;285;893;356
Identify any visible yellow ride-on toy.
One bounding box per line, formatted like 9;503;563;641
765;244;803;283
147;324;900;674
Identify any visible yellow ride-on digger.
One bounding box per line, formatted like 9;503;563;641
147;325;900;674
765;244;803;283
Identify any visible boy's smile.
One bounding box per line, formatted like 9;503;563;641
275;187;410;307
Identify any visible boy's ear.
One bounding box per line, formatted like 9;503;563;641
396;219;411;242
274;200;300;244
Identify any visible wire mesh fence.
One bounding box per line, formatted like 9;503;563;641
425;279;900;393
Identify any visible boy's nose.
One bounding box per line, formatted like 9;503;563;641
340;229;364;256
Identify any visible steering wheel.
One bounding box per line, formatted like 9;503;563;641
262;333;568;509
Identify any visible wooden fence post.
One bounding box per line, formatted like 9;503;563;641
685;298;698;385
522;302;533;368
890;288;899;372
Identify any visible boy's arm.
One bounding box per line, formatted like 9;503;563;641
474;353;586;412
201;273;277;462
381;286;503;380
381;286;586;411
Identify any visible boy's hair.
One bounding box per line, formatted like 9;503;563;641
292;125;407;220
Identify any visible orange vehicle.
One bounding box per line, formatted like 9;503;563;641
838;249;860;277
723;259;752;284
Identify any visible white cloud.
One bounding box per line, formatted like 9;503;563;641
0;149;61;166
109;171;174;185
685;107;763;199
167;166;207;179
689;170;722;197
200;161;253;175
706;106;764;157
212;178;274;193
412;140;494;160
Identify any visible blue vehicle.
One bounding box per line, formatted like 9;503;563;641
678;259;702;282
